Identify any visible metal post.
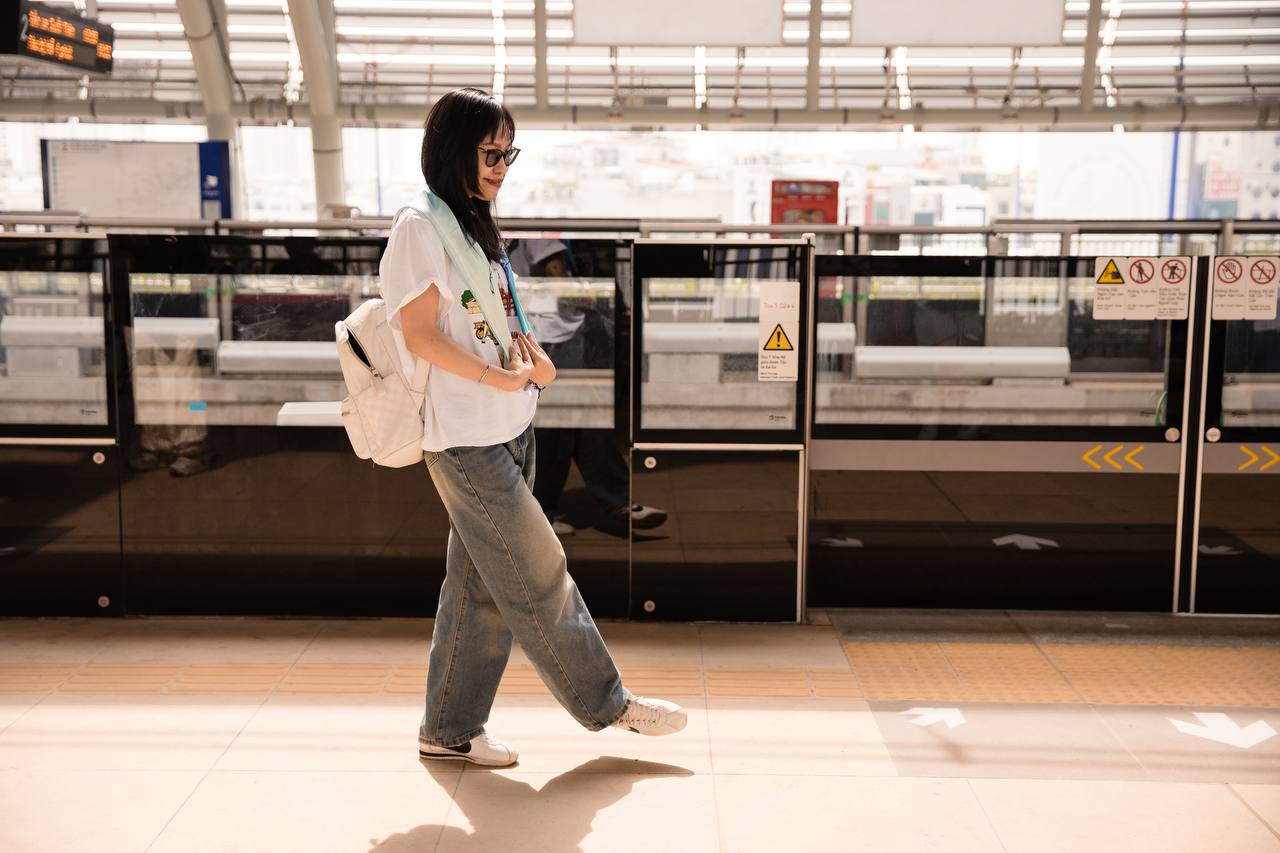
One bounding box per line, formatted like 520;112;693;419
1219;219;1235;255
534;0;549;109
806;0;822;110
1079;0;1103;110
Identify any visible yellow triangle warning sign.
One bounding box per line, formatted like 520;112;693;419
764;324;794;352
1097;259;1125;285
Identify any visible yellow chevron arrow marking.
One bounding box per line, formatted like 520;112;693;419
1125;445;1145;470
1103;445;1124;470
1083;445;1103;470
1261;446;1280;472
1239;445;1260;471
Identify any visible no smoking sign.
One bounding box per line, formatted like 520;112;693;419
1213;256;1279;321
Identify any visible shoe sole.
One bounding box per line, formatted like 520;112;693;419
418;748;517;768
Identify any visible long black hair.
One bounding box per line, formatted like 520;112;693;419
420;88;515;262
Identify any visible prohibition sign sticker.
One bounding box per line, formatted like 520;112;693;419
1130;259;1154;284
1161;258;1187;285
1217;258;1243;284
1252;258;1277;285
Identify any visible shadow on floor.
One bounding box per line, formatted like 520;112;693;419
370;756;694;852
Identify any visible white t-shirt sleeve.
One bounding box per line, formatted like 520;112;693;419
378;210;454;333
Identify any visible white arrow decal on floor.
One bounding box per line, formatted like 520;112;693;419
1199;544;1241;556
820;537;863;548
1169;713;1277;749
993;534;1059;550
902;708;966;729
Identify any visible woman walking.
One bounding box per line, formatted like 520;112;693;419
378;87;686;768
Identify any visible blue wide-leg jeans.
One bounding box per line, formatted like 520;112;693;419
419;424;631;747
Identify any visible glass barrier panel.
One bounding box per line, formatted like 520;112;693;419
639;274;798;431
814;257;1170;428
0;241;109;427
1221;317;1280;429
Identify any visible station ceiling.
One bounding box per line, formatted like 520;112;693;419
1;0;1277;130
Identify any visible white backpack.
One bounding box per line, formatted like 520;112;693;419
334;298;431;467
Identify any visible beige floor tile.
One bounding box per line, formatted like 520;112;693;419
296;618;433;664
86;618;325;664
0;694;263;770
435;765;718;853
0;769;205;853
715;774;1004;852
1230;784;1280;836
480;694;713;775
971;778;1280;853
0;618;119;664
215;694;425;772
706;697;897;776
599;622;704;668
0;695;44;732
698;623;851;669
148;768;463;853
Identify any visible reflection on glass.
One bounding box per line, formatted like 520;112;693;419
815;269;1169;428
129;271;368;431
507;237;643;537
1222;308;1280;428
640;276;798;431
0;268;108;426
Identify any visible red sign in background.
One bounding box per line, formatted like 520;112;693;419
771;180;839;225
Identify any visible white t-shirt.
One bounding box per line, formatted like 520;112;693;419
378;208;536;452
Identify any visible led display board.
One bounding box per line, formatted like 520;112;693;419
1;0;113;74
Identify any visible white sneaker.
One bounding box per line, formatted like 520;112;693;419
419;732;518;767
610;696;687;736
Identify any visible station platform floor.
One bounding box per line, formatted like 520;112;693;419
2;609;1279;853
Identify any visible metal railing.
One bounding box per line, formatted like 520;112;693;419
2;212;1279;256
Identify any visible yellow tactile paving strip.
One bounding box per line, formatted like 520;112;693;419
1040;645;1280;707
2;644;1278;707
843;643;1081;704
841;642;1280;707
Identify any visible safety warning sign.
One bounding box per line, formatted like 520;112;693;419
758;281;800;382
1093;256;1191;321
1097;259;1125;284
764;324;794;351
1213;255;1279;321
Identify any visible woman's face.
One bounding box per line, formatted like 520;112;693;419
474;128;513;202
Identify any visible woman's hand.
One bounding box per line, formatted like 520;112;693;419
494;341;533;391
516;332;557;387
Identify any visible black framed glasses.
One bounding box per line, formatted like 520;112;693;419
479;146;521;168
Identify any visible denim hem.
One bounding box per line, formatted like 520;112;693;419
585;688;634;732
418;725;486;749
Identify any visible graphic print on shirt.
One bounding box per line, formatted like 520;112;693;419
461;284;516;346
460;289;491;343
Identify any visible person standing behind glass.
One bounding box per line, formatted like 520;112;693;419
378;88;686;769
507;239;667;536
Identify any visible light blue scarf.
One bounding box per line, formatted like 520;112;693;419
399;188;529;356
